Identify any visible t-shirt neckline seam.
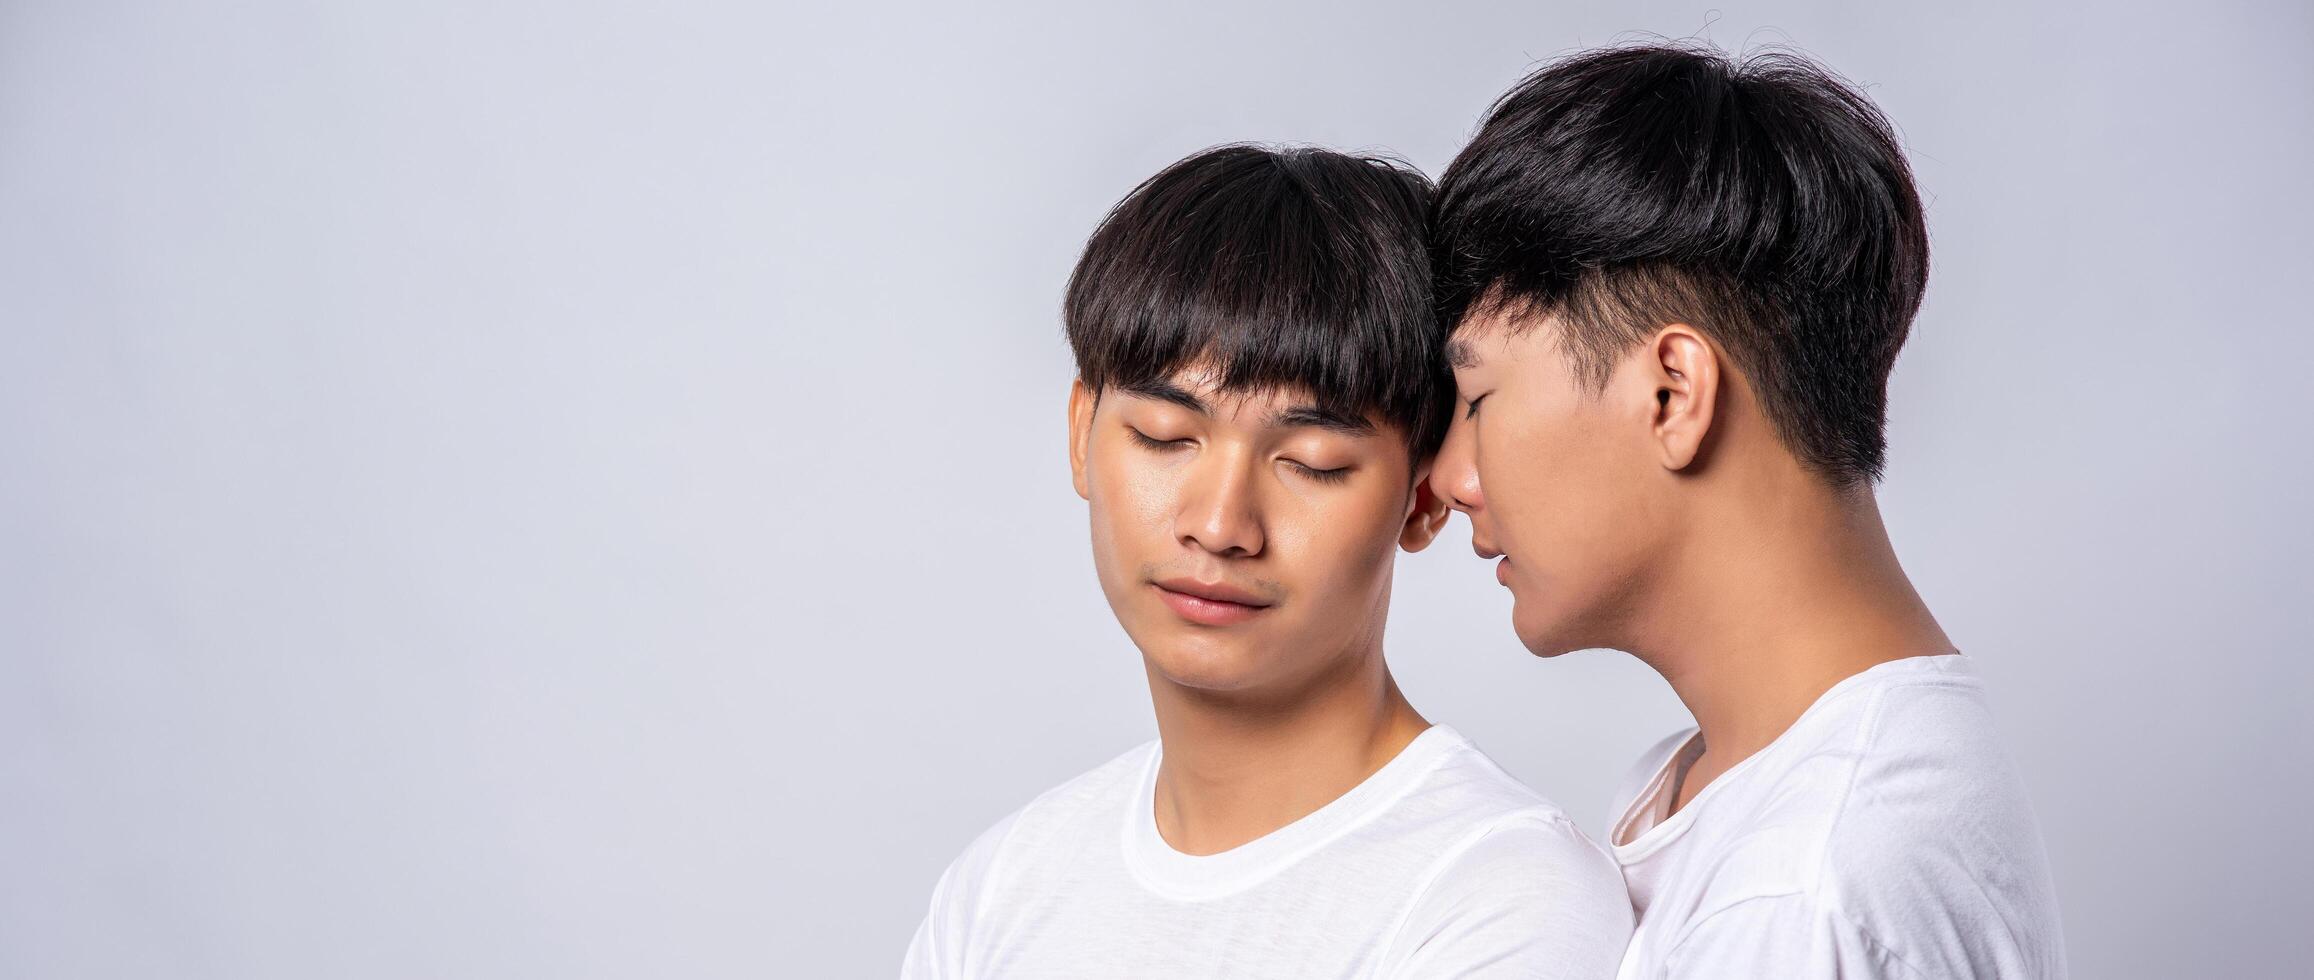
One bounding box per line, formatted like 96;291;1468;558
1120;724;1464;902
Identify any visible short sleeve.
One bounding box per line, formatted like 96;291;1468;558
1381;813;1634;979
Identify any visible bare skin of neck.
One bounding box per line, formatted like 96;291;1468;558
1145;631;1430;856
1636;406;1954;817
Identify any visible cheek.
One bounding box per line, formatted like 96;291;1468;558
1277;488;1402;580
1474;417;1559;530
1479;413;1633;557
1256;493;1402;653
1082;449;1177;593
1088;446;1178;533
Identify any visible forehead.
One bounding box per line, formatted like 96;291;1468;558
1160;364;1309;408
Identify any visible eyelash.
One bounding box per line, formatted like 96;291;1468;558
1126;427;1187;452
1463;394;1489;419
1127;427;1351;484
1290;462;1352;484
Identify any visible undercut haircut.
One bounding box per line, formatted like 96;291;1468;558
1433;43;1930;485
1066;144;1452;459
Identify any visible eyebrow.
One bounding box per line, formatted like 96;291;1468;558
1267;405;1377;436
1117;378;1210;415
1445;338;1481;370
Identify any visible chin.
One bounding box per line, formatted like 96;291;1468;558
1505;559;1639;658
1137;631;1280;693
1509;601;1594;659
1516;634;1588;659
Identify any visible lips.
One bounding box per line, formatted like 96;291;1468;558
1151;577;1273;627
1469;537;1511;587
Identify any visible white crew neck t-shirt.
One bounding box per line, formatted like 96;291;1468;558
902;724;1632;979
1607;654;2066;979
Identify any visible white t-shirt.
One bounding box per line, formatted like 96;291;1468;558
1608;654;2066;979
903;724;1632;979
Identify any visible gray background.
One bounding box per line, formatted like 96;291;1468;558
3;1;2308;977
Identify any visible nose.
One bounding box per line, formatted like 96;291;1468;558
1177;453;1265;557
1430;411;1485;515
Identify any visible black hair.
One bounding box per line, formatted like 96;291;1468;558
1432;42;1929;485
1065;144;1452;459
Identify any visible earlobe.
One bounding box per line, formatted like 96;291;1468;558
1067;380;1094;501
1398;466;1453;553
1650;325;1720;473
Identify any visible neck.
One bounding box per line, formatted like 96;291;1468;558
1630;459;1953;802
1144;637;1429;856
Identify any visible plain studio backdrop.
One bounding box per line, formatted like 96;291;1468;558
4;1;2310;977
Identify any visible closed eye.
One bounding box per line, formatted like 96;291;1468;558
1462;393;1489;420
1126;427;1191;451
1286;460;1352;484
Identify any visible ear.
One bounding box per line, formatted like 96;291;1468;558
1647;324;1720;472
1068;378;1095;500
1397;460;1453;553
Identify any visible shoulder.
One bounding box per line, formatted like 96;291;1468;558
903;740;1157;977
1651;659;2030;907
1419;808;1628;910
1809;668;2064;974
925;740;1156;913
1815;659;2045;877
1676;659;2064;976
1394;726;1583;825
994;739;1154;846
1382;811;1632;978
1378;732;1633;977
1738;655;2029;850
1389;729;1631;938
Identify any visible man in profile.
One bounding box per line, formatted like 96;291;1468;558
902;144;1631;978
1427;44;2067;977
